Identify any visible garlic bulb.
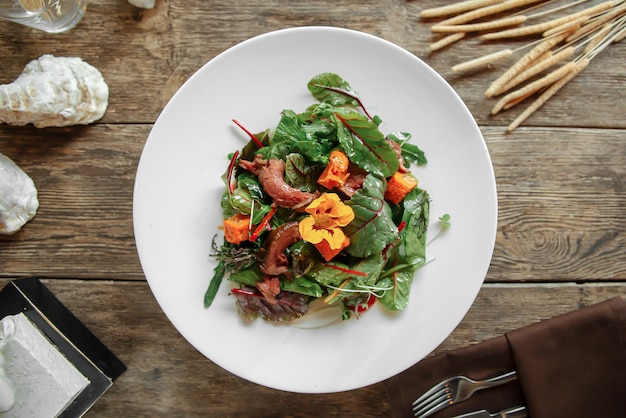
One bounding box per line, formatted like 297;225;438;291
0;54;109;128
128;0;156;8
0;153;38;234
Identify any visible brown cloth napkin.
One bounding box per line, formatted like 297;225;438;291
384;297;626;418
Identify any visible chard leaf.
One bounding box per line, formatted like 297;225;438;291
376;272;411;311
306;253;385;287
336;113;399;178
229;187;253;213
280;276;323;298
239;129;270;162
284;153;319;193
378;188;430;311
307;73;360;107
305;262;352;287
233;288;309;321
344;174;398;258
388;132;427;166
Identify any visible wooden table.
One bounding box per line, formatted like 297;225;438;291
1;1;624;416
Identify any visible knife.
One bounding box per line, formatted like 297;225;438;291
452;405;527;418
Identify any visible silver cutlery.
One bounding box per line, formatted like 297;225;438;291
412;370;518;417
452;405;527;418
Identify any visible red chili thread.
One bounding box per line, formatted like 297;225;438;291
231;287;260;296
232;119;264;148
249;206;278;241
227;150;240;193
322;263;369;277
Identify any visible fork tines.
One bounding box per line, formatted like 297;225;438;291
412;382;452;417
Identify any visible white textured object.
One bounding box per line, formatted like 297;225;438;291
0;352;15;413
128;0;156;8
0;153;38;235
0;314;90;417
0;55;109;128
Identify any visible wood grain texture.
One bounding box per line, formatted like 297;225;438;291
0;278;621;417
0;0;623;128
484;126;626;282
0;125;145;279
2;125;624;282
0;0;624;415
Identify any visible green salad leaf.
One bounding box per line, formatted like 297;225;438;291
307;73;360;107
305;252;385;288
206;72;442;323
344;174;398;258
377;188;429;310
336;112;399;178
388;132;428;166
284;153;320;193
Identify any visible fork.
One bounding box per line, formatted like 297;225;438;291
453;405;527;418
412;370;518;418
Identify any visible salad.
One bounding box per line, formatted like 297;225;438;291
205;73;438;323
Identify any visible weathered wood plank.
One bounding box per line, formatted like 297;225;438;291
0;278;621;416
0;0;623;128
2;125;624;282
484;127;626;282
0;125;146;279
0;1;623;416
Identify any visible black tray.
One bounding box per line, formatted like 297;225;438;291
0;277;126;417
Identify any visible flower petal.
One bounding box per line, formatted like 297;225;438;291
299;216;325;244
299;193;355;250
325;227;347;250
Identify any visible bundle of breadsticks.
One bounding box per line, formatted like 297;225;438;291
420;0;626;131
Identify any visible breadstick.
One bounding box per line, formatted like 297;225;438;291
481;1;616;40
452;49;513;73
431;15;527;33
492;60;576;114
507;58;589;131
420;0;504;19
429;33;466;52
485;31;568;97
495;46;575;95
438;0;544;27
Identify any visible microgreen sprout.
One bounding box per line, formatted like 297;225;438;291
427;213;452;246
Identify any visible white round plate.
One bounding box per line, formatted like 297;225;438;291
133;26;497;394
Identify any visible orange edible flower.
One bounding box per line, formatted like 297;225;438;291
298;193;354;260
384;172;418;204
223;213;250;244
318;150;350;189
314;235;350;262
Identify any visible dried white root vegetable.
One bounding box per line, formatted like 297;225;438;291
0;54;109;128
0;153;38;234
127;0;156;8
